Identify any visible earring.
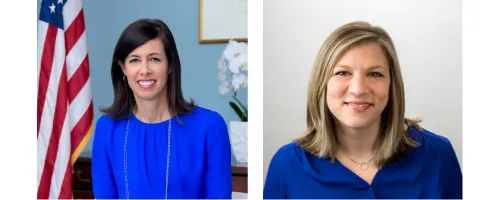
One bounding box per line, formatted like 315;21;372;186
123;76;126;81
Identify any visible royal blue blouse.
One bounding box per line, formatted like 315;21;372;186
264;126;462;199
91;106;232;199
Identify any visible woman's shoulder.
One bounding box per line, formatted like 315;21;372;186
179;106;227;132
277;142;302;154
96;114;127;126
270;142;304;166
406;125;462;189
94;114;129;134
183;105;225;123
407;125;455;152
93;114;122;149
96;114;115;128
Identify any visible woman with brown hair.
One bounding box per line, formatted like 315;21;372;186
264;22;462;199
91;18;232;199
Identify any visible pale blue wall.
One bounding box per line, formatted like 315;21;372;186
37;0;247;153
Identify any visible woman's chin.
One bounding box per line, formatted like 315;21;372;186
134;91;163;101
339;119;373;130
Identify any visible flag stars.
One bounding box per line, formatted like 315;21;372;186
57;0;63;4
49;2;56;14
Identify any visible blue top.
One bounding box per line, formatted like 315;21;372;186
263;126;462;199
91;106;232;199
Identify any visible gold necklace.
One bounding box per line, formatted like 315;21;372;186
338;147;374;171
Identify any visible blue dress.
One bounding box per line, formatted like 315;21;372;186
91;106;232;199
264;126;462;199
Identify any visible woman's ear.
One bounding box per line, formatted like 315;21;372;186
118;60;125;74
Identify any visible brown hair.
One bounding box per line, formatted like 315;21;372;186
100;18;194;120
295;21;422;168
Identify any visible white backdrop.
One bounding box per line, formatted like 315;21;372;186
263;0;462;180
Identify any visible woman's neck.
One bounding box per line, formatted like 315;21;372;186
133;95;172;123
335;119;381;160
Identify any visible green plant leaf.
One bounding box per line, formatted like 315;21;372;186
232;95;248;116
229;101;248;122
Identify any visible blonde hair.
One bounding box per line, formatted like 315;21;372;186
295;21;423;168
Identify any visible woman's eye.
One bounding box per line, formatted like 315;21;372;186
334;71;350;76
369;72;384;77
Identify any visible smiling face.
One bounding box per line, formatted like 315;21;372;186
326;42;391;130
119;37;169;101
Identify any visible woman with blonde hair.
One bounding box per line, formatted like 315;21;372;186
263;22;462;199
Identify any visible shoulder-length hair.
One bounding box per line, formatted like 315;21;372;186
100;18;194;120
295;21;422;168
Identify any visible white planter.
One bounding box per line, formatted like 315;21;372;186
229;121;248;164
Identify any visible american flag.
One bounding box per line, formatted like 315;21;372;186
37;0;94;198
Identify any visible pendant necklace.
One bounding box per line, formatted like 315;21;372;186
338;147;374;171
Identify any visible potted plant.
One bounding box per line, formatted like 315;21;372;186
218;39;248;164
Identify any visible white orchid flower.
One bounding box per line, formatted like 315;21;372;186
238;53;248;70
223;40;240;61
231;73;248;91
223;39;248;61
229;59;240;74
219;39;248;96
219;81;230;95
218;71;227;82
218;55;226;71
229;55;248;74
